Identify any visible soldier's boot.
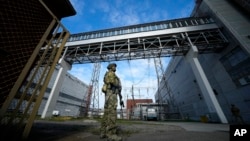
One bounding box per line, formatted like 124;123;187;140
107;135;122;141
100;131;107;139
100;133;107;139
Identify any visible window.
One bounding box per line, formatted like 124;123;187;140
169;23;173;28
90;34;94;39
99;32;103;38
69;37;73;41
75;36;80;41
162;24;168;29
179;22;184;27
79;35;84;40
85;34;89;39
110;31;114;36
228;49;248;66
135;27;139;32
151;25;156;30
147;108;156;112
157;24;162;30
96;33;99;38
114;30;117;35
129;28;133;33
239;78;247;85
104;32;108;37
123;29;128;34
220;47;250;87
137;27;141;32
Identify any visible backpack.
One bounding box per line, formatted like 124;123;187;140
102;72;109;93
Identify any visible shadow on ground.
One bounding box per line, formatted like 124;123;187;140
28;120;96;141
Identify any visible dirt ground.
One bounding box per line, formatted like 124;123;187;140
26;119;229;141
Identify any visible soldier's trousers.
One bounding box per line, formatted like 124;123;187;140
100;90;118;136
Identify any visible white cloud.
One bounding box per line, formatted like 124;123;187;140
70;0;85;15
107;5;140;26
96;0;110;12
64;0;194;108
103;0;173;27
179;1;195;18
67;64;93;84
68;57;171;108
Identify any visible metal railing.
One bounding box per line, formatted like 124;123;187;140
68;17;215;42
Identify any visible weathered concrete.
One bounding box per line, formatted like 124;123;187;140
28;120;229;141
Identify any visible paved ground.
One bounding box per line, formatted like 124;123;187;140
28;119;230;141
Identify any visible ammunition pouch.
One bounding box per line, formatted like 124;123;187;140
101;85;106;93
102;83;110;93
103;83;121;94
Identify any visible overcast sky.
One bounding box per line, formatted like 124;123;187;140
61;0;195;108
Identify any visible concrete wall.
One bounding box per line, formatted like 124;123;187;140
37;67;89;117
157;0;250;123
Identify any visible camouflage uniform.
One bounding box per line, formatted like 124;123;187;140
231;104;244;124
100;63;122;141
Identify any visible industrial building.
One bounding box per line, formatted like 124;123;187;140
9;66;89;118
126;99;153;119
1;0;250;139
155;0;250;123
37;66;89;118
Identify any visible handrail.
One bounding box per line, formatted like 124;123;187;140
67;17;214;42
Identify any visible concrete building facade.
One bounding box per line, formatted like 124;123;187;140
37;66;89;117
156;0;250;123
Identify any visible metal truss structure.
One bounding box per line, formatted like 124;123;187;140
64;17;228;64
63;17;228;121
64;29;228;64
85;62;101;117
0;15;229;140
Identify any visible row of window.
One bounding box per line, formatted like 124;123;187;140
68;17;214;42
220;47;250;87
238;75;250;86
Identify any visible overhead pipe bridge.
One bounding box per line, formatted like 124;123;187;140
41;16;229;124
63;17;228;64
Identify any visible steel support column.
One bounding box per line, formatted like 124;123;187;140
185;36;228;124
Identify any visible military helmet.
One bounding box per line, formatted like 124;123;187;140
107;63;117;69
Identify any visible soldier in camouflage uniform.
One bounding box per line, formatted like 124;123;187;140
231;104;244;124
100;63;123;141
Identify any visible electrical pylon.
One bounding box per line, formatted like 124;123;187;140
154;57;179;119
153;57;166;102
85;62;101;117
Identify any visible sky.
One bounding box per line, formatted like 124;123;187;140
61;0;195;109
